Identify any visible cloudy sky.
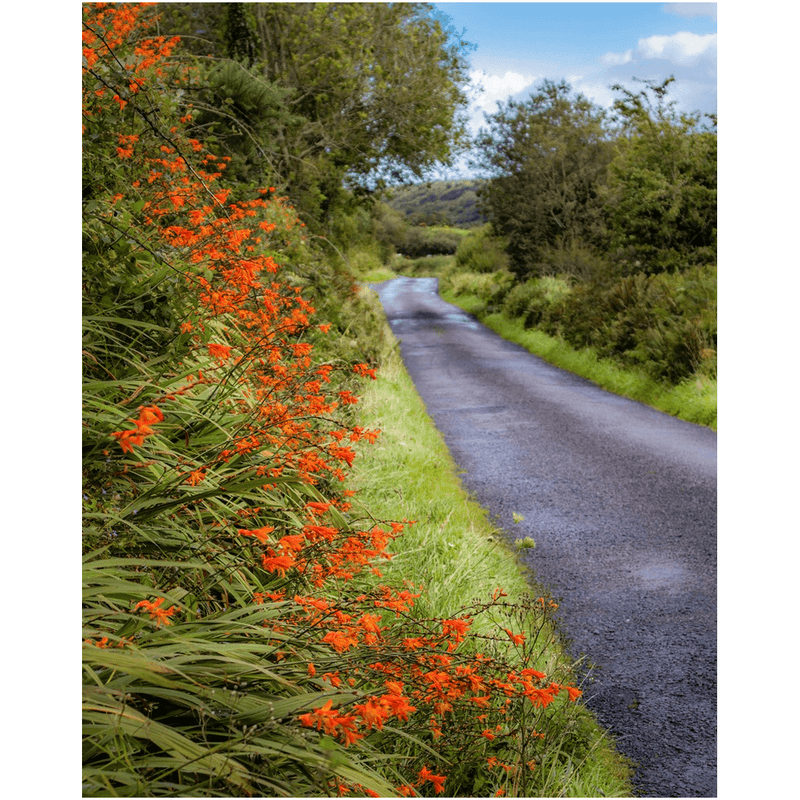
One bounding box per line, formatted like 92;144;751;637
431;2;717;176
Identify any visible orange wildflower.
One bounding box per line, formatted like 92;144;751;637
417;766;446;794
521;667;547;681
442;616;471;644
322;629;359;653
382;691;417;722
299;700;363;746
358;614;383;635
354;697;390;730
278;534;304;552
503;627;526;646
260;551;295;576
135;597;176;626
186;469;205;486
207;342;232;361
323;671;342;687
563;685;583;702
239;525;275;544
111;428;144;453
525;686;556;709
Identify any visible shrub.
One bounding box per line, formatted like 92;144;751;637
454;224;510;273
447;270;515;310
502;277;572;329
548;266;716;384
372;201;410;263
535;242;613;282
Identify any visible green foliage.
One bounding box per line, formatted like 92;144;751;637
371;202;411;263
534;241;615;282
160;2;474;229
454;224;510;273
491;265;716;387
602;77;717;274
474;80;613;279
186;59;297;187
502;277;572;330
423;73;718;414
372;201;471;261
444;270;516;315
396;225;469;258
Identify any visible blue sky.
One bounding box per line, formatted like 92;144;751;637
431;2;717;173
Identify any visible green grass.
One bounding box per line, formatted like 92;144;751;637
347;288;635;797
442;292;716;431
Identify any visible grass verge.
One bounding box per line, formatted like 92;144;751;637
347;287;636;797
441;291;716;431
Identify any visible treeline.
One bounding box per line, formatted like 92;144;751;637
150;1;473;234
428;78;717;400
473;77;716;281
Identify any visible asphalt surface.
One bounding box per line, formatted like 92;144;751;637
373;277;717;798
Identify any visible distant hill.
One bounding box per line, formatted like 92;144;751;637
385;179;488;229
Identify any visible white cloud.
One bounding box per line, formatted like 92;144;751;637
639;31;716;63
603;31;716;67
469;69;536;111
602;49;634;66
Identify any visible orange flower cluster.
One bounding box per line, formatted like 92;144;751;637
85;4;379;489
267;548;584;793
134;597;176;626
110;405;164;454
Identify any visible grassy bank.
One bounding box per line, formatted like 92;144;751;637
347;287;635;797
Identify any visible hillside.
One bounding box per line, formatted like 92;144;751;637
385;179;487;228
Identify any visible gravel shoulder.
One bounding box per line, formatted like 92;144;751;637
374;277;717;798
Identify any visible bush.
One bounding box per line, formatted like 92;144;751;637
400;254;458;277
536;242;613;282
446;270;515;312
454;224;510;273
372;201;410;263
503;277;572;329
550;267;716;384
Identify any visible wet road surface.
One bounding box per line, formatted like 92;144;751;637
373;277;717;798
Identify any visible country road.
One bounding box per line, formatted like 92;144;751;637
372;277;717;798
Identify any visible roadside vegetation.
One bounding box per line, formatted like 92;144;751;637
82;5;635;797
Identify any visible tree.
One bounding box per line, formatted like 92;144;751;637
157;3;473;228
472;80;613;279
602;76;717;273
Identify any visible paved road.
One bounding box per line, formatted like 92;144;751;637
373;277;717;798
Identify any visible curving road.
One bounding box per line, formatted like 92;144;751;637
373;277;716;798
